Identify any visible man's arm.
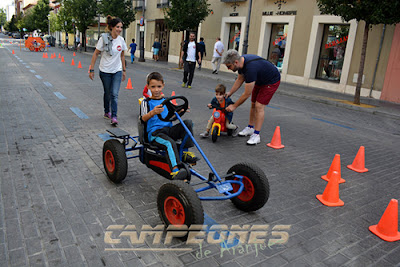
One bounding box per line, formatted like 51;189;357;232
226;81;255;112
227;74;245;97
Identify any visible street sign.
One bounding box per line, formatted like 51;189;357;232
140;26;145;32
140;17;144;26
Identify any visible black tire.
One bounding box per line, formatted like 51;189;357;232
157;181;204;228
102;139;128;183
226;162;269;212
211;127;218;143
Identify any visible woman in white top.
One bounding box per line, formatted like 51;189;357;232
89;15;127;126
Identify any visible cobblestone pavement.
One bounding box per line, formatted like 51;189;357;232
1;36;400;267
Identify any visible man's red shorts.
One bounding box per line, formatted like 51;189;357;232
251;81;280;105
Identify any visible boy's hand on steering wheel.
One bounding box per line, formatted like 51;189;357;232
153;104;164;115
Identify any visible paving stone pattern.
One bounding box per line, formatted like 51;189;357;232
0;38;400;267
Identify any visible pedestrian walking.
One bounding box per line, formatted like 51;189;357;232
128;38;137;63
212;37;224;74
223;49;281;145
198;37;206;70
152;38;162;61
180;32;201;89
89;15;127;126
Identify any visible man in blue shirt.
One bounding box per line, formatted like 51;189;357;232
128;38;137;63
223;49;281;145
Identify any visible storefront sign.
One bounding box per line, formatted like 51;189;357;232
325;35;348;49
230;13;239;16
263;11;297;16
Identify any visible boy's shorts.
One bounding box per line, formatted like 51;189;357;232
251;81;280;105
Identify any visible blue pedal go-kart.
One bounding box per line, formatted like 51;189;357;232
102;96;269;228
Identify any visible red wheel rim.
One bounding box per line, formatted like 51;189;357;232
232;176;255;202
105;150;115;173
164;196;185;225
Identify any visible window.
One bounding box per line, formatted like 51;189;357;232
157;0;170;8
267;24;288;72
228;23;241;51
135;0;144;10
316;24;349;82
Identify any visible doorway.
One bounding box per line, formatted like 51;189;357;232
154;19;170;61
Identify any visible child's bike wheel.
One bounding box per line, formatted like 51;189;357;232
226;162;269;212
157;181;204;229
102;139;127;183
211;127;218;143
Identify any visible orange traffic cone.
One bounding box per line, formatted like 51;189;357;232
347;146;368;173
45;53;49;58
125;78;133;89
171;91;177;105
73;52;76;56
12;50;15;54
51;53;54;59
267;126;284;149
369;199;400;242
71;59;75;66
316;171;344;207
61;56;65;63
77;61;82;68
321;154;345;183
42;53;46;58
58;53;61;58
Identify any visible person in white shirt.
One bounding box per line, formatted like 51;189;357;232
180;32;201;88
89;15;127;126
212;37;224;74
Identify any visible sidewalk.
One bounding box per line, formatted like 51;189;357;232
132;58;400;120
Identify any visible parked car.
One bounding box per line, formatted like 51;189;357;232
12;32;21;39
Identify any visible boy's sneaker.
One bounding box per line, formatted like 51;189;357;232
200;131;209;138
247;134;260;145
104;112;111;119
182;151;199;164
181;83;186;88
238;126;255;137
111;117;118;126
232;126;239;137
188;85;192;89
170;168;188;180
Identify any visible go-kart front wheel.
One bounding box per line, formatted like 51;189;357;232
226;162;269;212
211;127;218;143
157;181;204;227
103;139;127;183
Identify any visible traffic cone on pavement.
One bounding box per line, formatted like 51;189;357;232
321;154;345;183
316;171;344;207
73;52;76;56
58;53;61;58
12;50;15;54
171;91;177;105
45;53;49;58
61;56;65;63
347;146;368;173
267;126;284;149
42;53;46;58
125;78;133;89
369;199;400;242
77;61;82;68
71;59;75;66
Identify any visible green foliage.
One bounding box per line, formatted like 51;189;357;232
164;0;211;32
317;0;400;25
5;15;19;32
32;0;51;32
19;10;36;32
56;5;74;33
99;0;136;28
63;0;98;33
0;8;6;26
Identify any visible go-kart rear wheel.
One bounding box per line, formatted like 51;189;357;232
226;162;269;212
29;45;34;51
157;181;204;227
211;127;218;143
103;139;127;183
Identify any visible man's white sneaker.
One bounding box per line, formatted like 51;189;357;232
238;126;255;137
247;134;260;145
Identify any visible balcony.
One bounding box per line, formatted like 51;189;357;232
157;0;171;8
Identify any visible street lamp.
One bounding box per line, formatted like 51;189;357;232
48;14;50;36
72;18;76;49
97;0;101;39
139;0;145;62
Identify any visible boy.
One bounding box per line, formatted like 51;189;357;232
200;84;238;138
128;38;137;63
140;72;198;180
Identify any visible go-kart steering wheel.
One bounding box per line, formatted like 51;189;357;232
158;96;189;122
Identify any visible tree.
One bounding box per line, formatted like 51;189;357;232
317;0;400;105
0;8;7;28
63;0;98;51
164;0;211;67
5;15;19;32
31;0;51;33
19;10;36;33
99;0;136;34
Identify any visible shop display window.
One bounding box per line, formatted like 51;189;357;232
268;24;288;72
228;23;241;51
